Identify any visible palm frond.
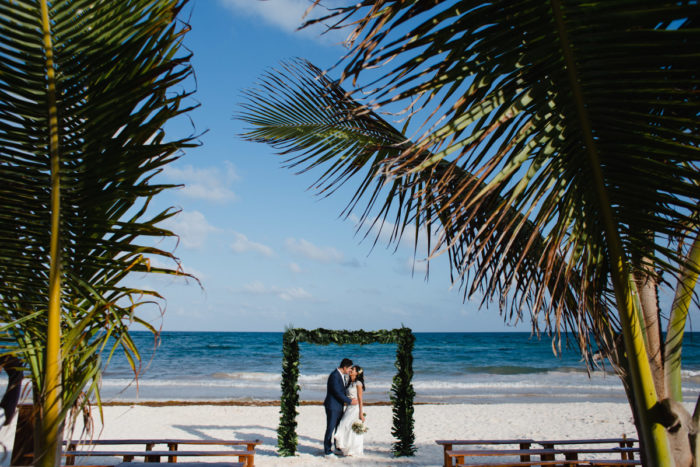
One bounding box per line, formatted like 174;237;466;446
249;3;700;461
303;0;700;278
0;0;197;437
240;59;621;356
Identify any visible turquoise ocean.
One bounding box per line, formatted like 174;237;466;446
97;332;700;404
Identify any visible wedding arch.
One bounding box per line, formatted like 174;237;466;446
278;327;416;457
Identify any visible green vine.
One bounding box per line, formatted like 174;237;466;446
277;327;416;457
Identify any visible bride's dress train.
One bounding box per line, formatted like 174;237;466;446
333;382;364;456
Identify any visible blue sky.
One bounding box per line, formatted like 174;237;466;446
134;0;691;334
129;0;521;333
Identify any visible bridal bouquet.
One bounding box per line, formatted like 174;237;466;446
351;414;368;434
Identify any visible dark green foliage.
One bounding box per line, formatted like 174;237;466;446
391;329;416;456
0;0;197;439
278;329;300;456
278;327;416;457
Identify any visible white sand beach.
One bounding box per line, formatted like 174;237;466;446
0;402;647;466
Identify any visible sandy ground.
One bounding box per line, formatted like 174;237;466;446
0;402;643;466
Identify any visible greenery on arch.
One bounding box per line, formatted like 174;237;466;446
278;327;416;457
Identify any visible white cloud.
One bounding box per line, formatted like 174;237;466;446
219;0;348;43
231;232;274;257
285;238;344;264
162;162;239;203
279;287;312;301
163;210;220;249
242;281;268;294
289;262;302;273
240;281;313;301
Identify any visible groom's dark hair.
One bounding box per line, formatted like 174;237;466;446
339;358;353;369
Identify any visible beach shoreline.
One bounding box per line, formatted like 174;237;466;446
99;400;401;407
1;400;659;467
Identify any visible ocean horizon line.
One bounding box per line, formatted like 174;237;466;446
129;329;700;335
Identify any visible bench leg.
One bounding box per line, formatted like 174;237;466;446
145;443;160;462
519;442;532;462
167;442;179;462
564;452;579;466
619;441;635;460
443;444;453;467
540;443;555;461
65;443;77;466
246;444;255;467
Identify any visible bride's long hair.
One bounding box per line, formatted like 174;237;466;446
352;365;366;390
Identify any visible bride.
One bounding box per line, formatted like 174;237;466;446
334;365;366;456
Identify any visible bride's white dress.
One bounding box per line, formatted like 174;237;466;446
333;382;364;456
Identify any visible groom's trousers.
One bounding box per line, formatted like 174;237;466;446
324;405;343;454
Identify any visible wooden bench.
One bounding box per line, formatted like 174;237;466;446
447;447;640;467
455;461;642;467
436;437;637;467
534;438;637;461
63;450;253;466
114;464;245;467
63;439;261;467
436;439;537;466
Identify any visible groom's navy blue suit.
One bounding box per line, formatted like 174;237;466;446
323;369;351;454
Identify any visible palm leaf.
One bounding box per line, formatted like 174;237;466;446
302;1;699;278
0;1;197;464
240;59;621;356
245;1;700;463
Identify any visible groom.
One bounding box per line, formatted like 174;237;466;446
323;358;357;455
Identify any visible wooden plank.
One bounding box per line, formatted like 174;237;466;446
436;439;536;445
441;437;639;467
436;439;535;467
456;461;591;467
62;450;254;466
586;461;643;466
63;450;254;457
63;440;260;466
533;438;638;445
114;463;245;467
446;446;640;465
447;447;639;457
455;461;642;467
65;439;261;447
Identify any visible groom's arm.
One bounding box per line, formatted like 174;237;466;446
330;373;352;405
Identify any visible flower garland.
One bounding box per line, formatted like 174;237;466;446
277;327;416;457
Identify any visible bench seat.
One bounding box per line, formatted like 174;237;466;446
455;461;642;467
63;439;260;467
447;447;640;467
63;450;254;466
66;439;261;449
437;437;638;467
114;463;245;467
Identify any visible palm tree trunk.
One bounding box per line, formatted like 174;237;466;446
38;1;62;466
634;268;665;400
33;392;63;467
634;275;694;466
666;235;700;402
693;400;700;467
615;274;672;466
